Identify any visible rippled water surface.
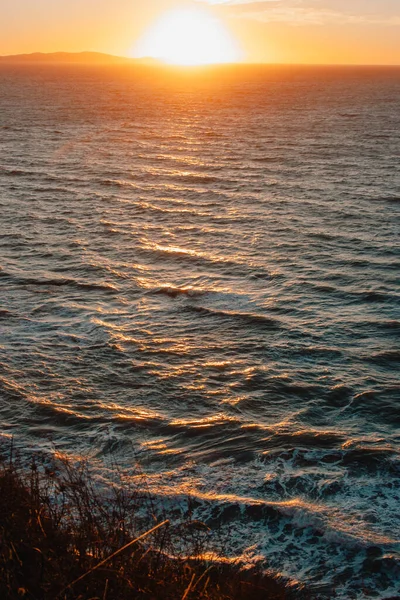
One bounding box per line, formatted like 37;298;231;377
1;65;399;598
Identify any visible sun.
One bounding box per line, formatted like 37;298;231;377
134;8;241;66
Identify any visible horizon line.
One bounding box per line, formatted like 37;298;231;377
1;51;400;68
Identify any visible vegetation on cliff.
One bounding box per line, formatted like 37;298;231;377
0;446;302;600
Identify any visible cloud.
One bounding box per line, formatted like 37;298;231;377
198;0;400;26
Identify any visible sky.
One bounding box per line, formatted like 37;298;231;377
1;0;400;64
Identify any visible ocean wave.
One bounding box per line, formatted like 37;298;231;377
364;350;400;365
298;279;400;304
372;197;400;204
150;285;208;299
0;269;118;292
136;244;258;276
143;468;400;598
340;445;399;471
185;305;282;329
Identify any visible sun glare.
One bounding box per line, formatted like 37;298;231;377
134;9;241;66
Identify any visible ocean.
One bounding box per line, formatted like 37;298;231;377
0;64;399;599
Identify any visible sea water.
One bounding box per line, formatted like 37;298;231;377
0;64;399;598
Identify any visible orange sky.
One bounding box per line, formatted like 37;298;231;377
1;0;399;64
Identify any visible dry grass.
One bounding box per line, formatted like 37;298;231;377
0;445;306;600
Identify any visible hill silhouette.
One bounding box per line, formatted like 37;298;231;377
0;51;160;65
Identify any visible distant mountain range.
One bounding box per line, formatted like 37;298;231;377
0;51;161;65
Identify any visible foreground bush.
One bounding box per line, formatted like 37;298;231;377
0;447;304;599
